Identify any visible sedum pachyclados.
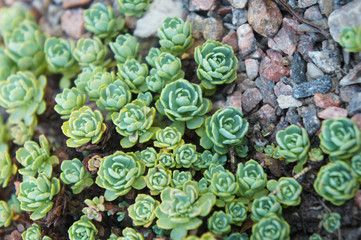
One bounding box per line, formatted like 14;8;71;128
0;4;34;36
207;210;233;236
267;177;302;206
210;170;238;207
110;33;139;63
174;143;199;168
73;37;108;67
339;26;361;53
250;214;290;240
0;48;17;81
54;87;86;119
158;152;176;168
138;147;158;167
68;216;98;240
251;194;282;222
145;165;172;195
154;127;184;150
0;200;12;228
22;223;52;240
119;228;144;240
171;170;192;189
225;199;247;226
85;70;116;101
82;196;105;222
0;151;17;188
145;47;161;68
9;119;35;146
351;154;361;180
193;150;227;170
116;0;151;18
322;212;341;233
128;194;160;227
117;58;149;93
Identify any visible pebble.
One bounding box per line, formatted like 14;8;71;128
242;88;262;112
237;78;257;92
304;6;323;20
277;95;303;109
286;108;301;125
202;18;224;41
318;107;348;119
268;18;299;56
347;93;361;116
248;0;282;38
351;114;361;131
232;8;248;27
228;0;248;9
274;82;292;97
272;117;290;139
62;0;90;8
186;13;204;39
306;62;324;80
244;59;259;80
297;34;317;61
61;9;85;39
224;91;242;110
328;0;361;42
260;50;290;82
291;52;307;84
221;30;238;52
249;48;266;59
340;85;361;103
256;104;277;123
314;93;341;108
318;0;333;16
292;75;332;99
309;51;336;74
298;0;318;8
255;77;278;107
340;62;361;86
237;24;257;56
302;107;321;136
189;0;216;11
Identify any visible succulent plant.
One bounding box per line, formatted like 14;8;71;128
138;147;158;167
0;151;17;188
339;26;361;53
0;4;34;36
193;150;227;170
154;127;184;150
156;79;212;130
96;151;146;201
68;216;98;240
112;99;156;148
251;195;282;222
158;17;194;56
128;194;160;227
117;58;149;93
0;117;10;152
322;212;341;233
119;228;144;240
276;125;310;173
137;92;153;106
16;135;59;180
145;47;161;68
18;173;60;220
54;87;87;119
250;214;290;240
4;20;46;75
155;181;216;240
22;223;52;240
74;65;105;93
204;164;226;183
319;118;361;161
264;144;275;157
314;161;359;206
227;233;249;240
185;232;217;240
110;33;139;63
225;199;247;226
61;106;107;148
267;177;302;206
234;141;249;158
198;177;209;195
236;160;267;198
171;170;193;189
116;0;151;18
60;158;94;194
73;37;108;67
158;152;176;168
0;200;12;227
308;148;324;162
145;165;172;195
351;154;361;180
174;143;199;168
207;211;232;236
0;48;17;81
44;37;80;88
84;3;125;39
9;120;35;146
210;170;238;206
194;40;238;95
309;233;322;240
197;107;249;154
82;196;105;222
85;70;116;101
0;71;46;125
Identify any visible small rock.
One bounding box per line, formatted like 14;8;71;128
242;88;262;112
281;77;296;87
318;107;348;119
232;8;248;27
306;62;324;80
351;114;361;131
237;78;257;92
318;0;333;16
291;52;307;84
222;30;238;52
340;85;361;103
302;107;321;135
244;59;259;80
217;6;232;15
272;116;290;139
62;0;91;8
286;108;301;125
347;93;361;116
187;13;204;39
202;18;224;41
189;0;216;11
237;24;257;56
260;50;290;82
328;0;361;42
297;34;317;60
304;6;323;20
277;95;303;109
268;18;299;56
274;82;292;97
224;91;242;110
248;0;282;38
309;51;336;74
61;9;85;39
354;190;361;209
228;0;248;9
298;0;318;8
249;48;266;59
256;104;277;123
314;93;341;108
255;77;278;107
292;75;332;99
340;62;361;86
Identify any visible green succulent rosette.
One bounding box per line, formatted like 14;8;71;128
236;160;267;198
145;47;161;68
74;65;105;93
82;196;105;222
4;20;46;75
322;212;341;233
145;165;172;195
112;99;156;148
204;164;226;183
171;170;193;189
18;173;60;220
0;116;10;152
0;151;17;188
207;211;232;236
119;228;144;240
319;118;361;161
84;3;125;39
54;87;86;119
128;194;159;227
137;147;158;167
185;232;217;240
339;26;361;53
60;158;94;194
0;4;34;36
314;161;359;206
227;233;249;240
154;127;184;150
157;152;176;168
73;37;108;67
86;70;116;101
251;195;282;222
267;177;302;206
61;106;107;148
137;91;152;106
197;107;249;154
117;58;149;93
250;214;290;240
155;181;216;240
198;177;209;195
193;150;227;170
351;154;361;180
110;33;139;63
22;223;52;240
309;233;322;240
308;148;324;162
96;151;146;201
194;40;238;95
225;199;247;226
10;119;35;146
116;0;151;18
0;48;17;81
210;170;238;206
235;141;249;158
68;216;98;240
0;71;46;125
174;143;199;168
156;79;212;131
0;200;12;228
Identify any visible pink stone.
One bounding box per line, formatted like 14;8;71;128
224;91;242;111
351;114;361;131
61;9;85;39
318;107;348;119
63;0;91;9
222;31;239;52
314;93;341;108
260;50;290;82
256;104;276;122
274;82;292;97
244;59;259;80
189;0;216;11
237;24;257;56
242;88;262;112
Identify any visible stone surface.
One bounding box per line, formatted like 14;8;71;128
297;34;316;60
274;82;292;97
298;0;318;8
61;9;85;39
318;107;348;119
340;62;361;86
260;50;290;82
255;77;278;107
187;13;204;39
63;0;90;8
244;59;259;81
232;8;248;26
222;30;238;52
277;95;303;109
306;62;324;80
292;75;332;99
291;52;307;84
224;91;242;110
189;0;216;11
304;5;323;20
237;78;257;92
340;85;361;103
134;0;183;38
249;48;266;59
314;93;341;108
302;107;321;135
351;114;361;131
237;24;257;56
248;0;282;38
229;0;248;9
202;18;224;41
242;88;262;112
328;0;361;42
286;108;301;125
268;18;299;56
347;93;361;116
309;51;336;74
256;104;277;123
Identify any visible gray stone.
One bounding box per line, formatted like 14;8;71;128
229;0;248;9
304;5;323;20
268;18;299;56
306;62;324;80
298;0;318;8
202;18;224;41
255;77;278;107
302;107;321;135
318;0;333;16
292;75;332;99
244;59;259;80
237;24;257;56
347;93;361;116
340;62;361;86
291;52;307;84
186;13;204;39
232;8;248;27
340;85;361;103
309;51;336;73
242;88;262;112
274;82;292;97
277;95;303;109
297;34;317;61
286;108;301;125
